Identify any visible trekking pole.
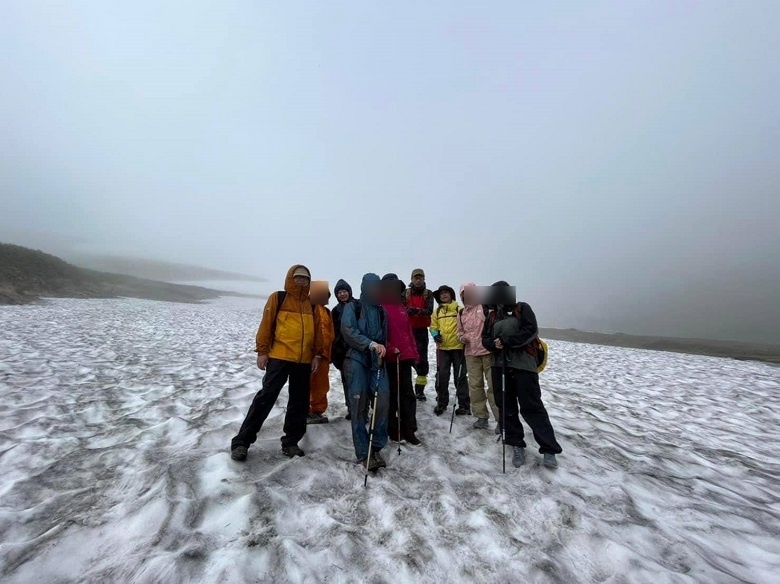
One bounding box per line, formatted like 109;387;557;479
396;358;402;455
364;357;383;487
449;358;464;434
501;352;507;474
449;402;456;433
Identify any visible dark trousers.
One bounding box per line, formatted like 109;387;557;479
435;349;469;409
339;369;349;408
231;358;311;450
412;328;430;381
493;367;562;454
387;359;418;435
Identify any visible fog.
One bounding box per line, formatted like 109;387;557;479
2;1;779;343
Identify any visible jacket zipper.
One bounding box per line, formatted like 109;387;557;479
300;288;305;363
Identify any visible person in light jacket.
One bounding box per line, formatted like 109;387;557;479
457;282;500;432
430;285;469;417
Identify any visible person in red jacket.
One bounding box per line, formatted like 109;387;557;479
404;268;434;401
382;273;421;445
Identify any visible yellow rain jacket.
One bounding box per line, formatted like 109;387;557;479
430;301;464;351
255;265;325;363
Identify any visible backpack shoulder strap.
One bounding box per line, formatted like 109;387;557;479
275;291;287;319
270;291;287;339
354;299;362;321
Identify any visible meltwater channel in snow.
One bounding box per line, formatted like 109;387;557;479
0;297;778;583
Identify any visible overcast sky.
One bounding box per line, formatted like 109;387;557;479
2;1;779;342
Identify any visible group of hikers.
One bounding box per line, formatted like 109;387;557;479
230;265;563;472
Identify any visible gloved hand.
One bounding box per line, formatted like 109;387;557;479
407;307;420;316
434;334;443;345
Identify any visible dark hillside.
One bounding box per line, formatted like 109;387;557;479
0;243;258;305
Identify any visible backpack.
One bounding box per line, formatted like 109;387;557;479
331;298;357;370
512;303;548;373
485;304;549;374
536;339;548;373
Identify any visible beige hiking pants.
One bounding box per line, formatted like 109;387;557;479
466;354;499;421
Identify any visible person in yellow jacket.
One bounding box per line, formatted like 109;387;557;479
430;285;470;416
230;265;325;461
308;281;335;424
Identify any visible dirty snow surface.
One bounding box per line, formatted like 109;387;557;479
1;298;779;584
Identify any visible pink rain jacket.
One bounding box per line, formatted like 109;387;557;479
457;282;490;357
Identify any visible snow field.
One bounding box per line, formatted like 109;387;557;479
1;297;778;583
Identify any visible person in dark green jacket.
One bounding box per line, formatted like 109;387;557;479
482;281;562;469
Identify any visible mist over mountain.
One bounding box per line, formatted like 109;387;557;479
66;253;266;283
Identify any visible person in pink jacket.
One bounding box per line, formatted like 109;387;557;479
381;274;421;445
457;282;500;432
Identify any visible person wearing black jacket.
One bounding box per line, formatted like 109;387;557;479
482;281;562;469
331;279;356;419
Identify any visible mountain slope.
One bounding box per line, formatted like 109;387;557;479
0;243;257;304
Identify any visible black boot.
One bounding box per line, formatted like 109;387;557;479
415;384;427;401
282;445;305;458
368;449;387;470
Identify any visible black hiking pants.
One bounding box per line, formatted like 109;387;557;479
231;358;311;450
435;348;469;409
493;367;562;454
387;359;418;436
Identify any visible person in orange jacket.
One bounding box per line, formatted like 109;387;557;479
308;281;335;424
230;265;325;461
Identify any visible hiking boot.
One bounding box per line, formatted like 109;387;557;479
388;427;401;442
415;385;427;401
281;445;305;458
543;453;558;469
495;423;501;435
473;418;489;430
403;430;421;446
230;446;248;461
345;412;352;420
368;450;387;471
512;447;526;468
306;413;329;425
433;404;446;416
455;407;470;416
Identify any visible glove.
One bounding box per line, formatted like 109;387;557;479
407;307;420;316
434;334;443;345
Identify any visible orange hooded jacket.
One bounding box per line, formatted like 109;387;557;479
255;265;325;363
313;304;335;362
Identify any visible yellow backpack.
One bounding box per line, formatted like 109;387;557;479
536;338;549;373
